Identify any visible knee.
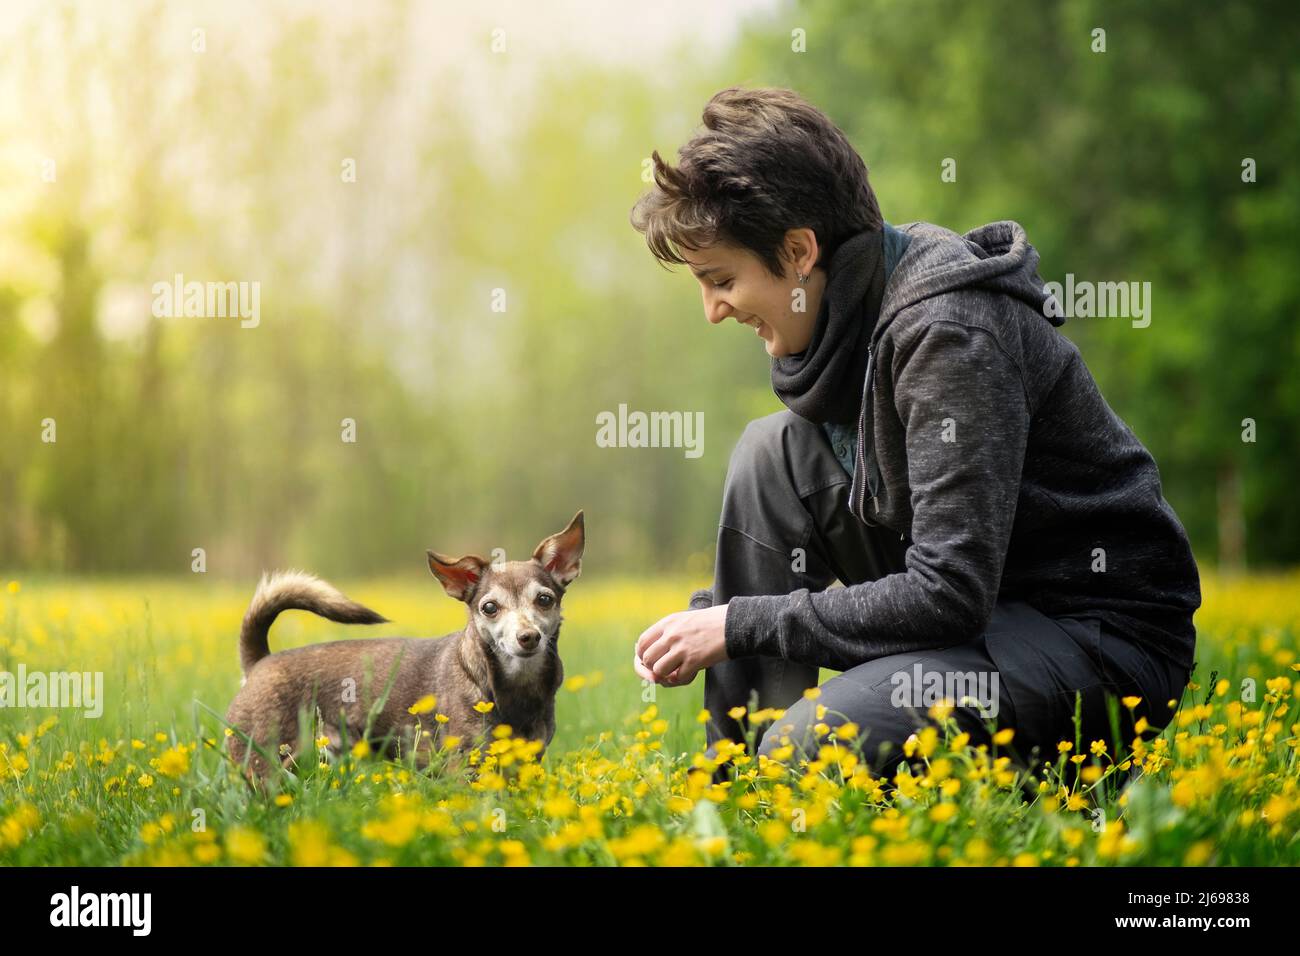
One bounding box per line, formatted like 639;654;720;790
727;410;826;488
731;410;795;472
756;697;818;762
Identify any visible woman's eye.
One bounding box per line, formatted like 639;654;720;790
712;279;732;289
537;593;554;608
481;601;498;615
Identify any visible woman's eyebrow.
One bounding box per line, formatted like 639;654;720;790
689;265;721;278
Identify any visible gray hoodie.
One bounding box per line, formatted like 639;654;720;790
720;220;1201;675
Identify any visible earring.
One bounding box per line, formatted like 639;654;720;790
796;271;808;284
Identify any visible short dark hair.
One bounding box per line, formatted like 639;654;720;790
629;86;882;278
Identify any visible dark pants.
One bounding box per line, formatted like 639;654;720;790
702;410;1190;787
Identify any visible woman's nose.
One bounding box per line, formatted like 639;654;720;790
704;292;732;325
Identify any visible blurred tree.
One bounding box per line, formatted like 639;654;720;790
0;0;1294;578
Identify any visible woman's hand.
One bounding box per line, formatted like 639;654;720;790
634;604;730;687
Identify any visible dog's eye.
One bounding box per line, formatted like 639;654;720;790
481;600;499;616
536;593;554;608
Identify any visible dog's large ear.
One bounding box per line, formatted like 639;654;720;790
426;550;489;602
532;510;584;588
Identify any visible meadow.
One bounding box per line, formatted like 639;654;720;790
1;571;1297;866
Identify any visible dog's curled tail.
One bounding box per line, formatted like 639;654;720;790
240;569;389;675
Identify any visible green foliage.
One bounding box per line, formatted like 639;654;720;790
0;0;1295;574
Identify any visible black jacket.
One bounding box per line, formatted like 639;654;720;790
717;220;1202;675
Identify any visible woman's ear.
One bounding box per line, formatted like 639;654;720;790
784;226;821;278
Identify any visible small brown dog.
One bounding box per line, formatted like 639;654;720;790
225;511;583;780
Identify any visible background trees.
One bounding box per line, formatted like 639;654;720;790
1;0;1295;577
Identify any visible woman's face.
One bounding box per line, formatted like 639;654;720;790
682;231;824;358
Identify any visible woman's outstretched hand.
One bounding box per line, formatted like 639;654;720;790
634;604;730;687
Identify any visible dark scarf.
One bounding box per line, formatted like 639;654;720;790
770;228;886;425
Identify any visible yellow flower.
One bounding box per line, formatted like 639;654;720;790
1121;696;1142;709
928;700;954;721
193;843;222;864
362;811;420;847
6;581;19;594
274;794;293;807
351;740;371;759
408;694;437;716
225;827;267;865
289;821;333;867
803;687;822;701
993;728;1015;745
907;726;939;759
0;804;39;848
1184;840;1215;866
137;774;154;789
929;803;958;823
156;746;190;779
473;701;495;714
695;709;712;724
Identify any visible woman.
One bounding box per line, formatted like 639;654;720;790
628;86;1201;784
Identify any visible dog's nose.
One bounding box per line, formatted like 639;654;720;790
518;630;540;649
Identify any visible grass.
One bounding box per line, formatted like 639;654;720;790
0;569;1297;866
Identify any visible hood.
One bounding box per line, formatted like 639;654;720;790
875;220;1063;344
850;219;1062;526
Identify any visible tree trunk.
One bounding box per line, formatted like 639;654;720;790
1216;459;1246;573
